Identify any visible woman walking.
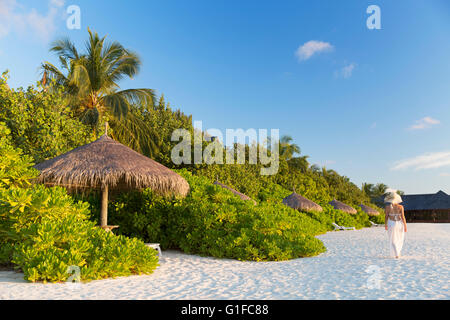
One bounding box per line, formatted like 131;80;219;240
384;189;407;258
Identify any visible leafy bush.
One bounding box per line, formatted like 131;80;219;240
190;153;371;208
0;122;37;189
0;74;92;163
105;170;327;261
0;185;159;282
0;69;385;271
0;129;158;282
302;209;333;230
256;180;291;203
304;205;371;230
369;212;385;225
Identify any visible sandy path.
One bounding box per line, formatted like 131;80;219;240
0;223;448;300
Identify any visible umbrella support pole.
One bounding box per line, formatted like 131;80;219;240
100;185;108;227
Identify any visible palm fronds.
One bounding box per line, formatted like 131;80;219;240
40;28;158;155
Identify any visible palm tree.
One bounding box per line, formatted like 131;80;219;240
373;183;388;198
279;135;300;161
362;182;389;206
41;28;159;156
362;183;375;197
287;155;309;172
309;164;321;174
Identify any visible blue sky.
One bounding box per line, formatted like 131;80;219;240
1;0;449;194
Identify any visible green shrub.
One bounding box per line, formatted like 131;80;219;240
0;124;158;282
369;212;385;225
12;216;158;282
256;180;291;203
302;209;334;230
0;185;159;282
351;208;372;228
104;190;181;249
106;169;327;261
302;205;372;230
0;76;92;163
0;122;37;189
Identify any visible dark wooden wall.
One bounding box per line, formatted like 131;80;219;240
405;209;450;223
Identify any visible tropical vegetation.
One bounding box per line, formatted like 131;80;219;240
0;29;387;281
0;121;158;282
41;28;159;156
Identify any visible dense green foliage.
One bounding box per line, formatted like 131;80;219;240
0;122;37;189
311;205;371;229
1;68;380;209
0;127;158;282
368;211;386;225
0;29;389;275
97;170;382;261
189;161;368;207
137;94;193;166
0;72;92;163
0;185;158;282
105;170;328;261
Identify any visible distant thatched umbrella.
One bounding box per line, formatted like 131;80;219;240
282;191;323;212
213;180;257;205
329;199;357;214
34;134;190;228
360;204;380;216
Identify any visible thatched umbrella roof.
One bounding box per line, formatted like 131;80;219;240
329;199;357;214
282;192;323;212
34;134;189;195
360;204;380;216
213;180;257;205
34;134;190;228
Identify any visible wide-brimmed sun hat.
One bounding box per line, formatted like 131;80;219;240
384;188;403;204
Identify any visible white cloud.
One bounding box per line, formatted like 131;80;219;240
439;172;450;177
0;0;16;38
391;151;450;171
50;0;65;7
295;40;333;61
0;0;65;42
408;117;440;130
334;63;356;79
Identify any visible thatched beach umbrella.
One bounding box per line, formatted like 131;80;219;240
34;134;190;228
329;199;357;214
360;204;380;216
213;180;257;205
282;190;323;212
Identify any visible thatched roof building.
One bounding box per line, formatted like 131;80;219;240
34;134;190;228
401;190;450;223
329;199;357;214
213;180;257;205
359;204;380;216
282;192;323;212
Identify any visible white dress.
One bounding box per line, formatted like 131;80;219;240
386;204;405;257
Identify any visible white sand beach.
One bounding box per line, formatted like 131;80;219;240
1;223;448;300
